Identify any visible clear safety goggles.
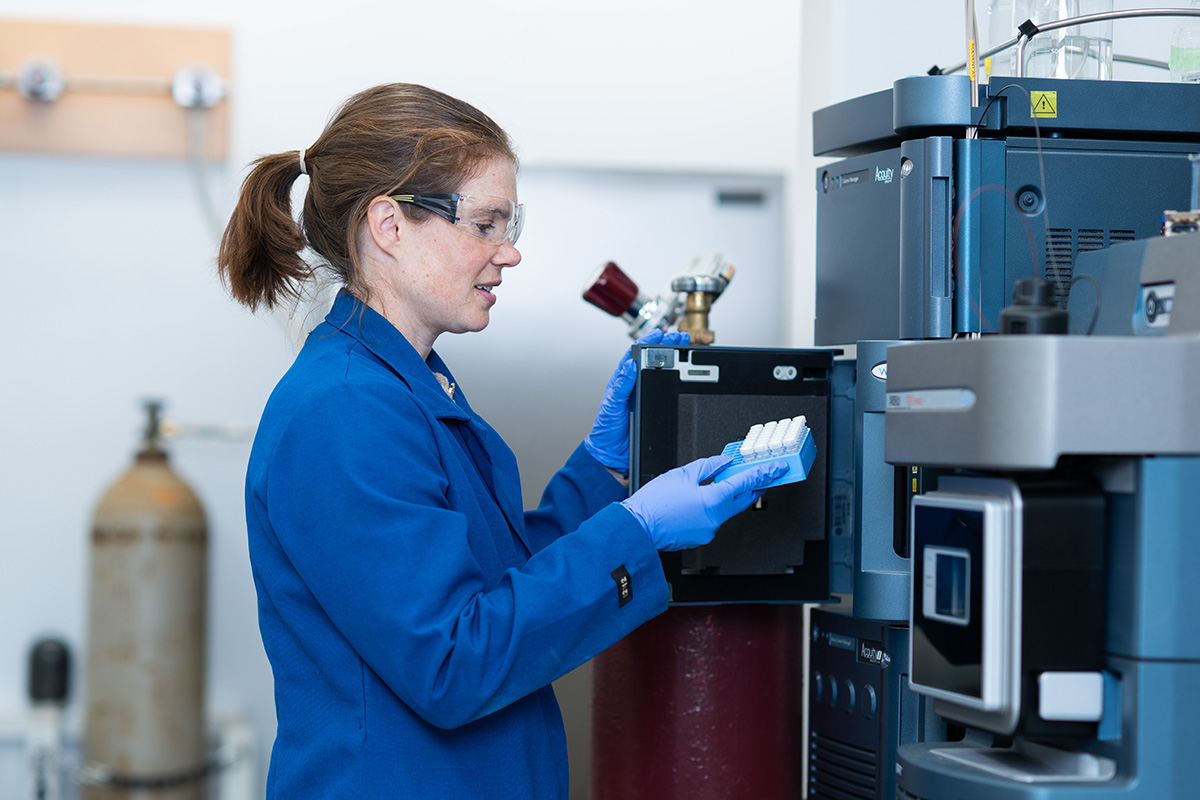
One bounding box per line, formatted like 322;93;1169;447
391;192;524;247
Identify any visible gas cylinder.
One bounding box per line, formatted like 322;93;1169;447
83;401;208;799
591;604;802;799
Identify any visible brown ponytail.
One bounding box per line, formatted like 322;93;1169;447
217;83;516;312
217;151;309;311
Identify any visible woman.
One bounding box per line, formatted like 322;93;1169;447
217;83;785;799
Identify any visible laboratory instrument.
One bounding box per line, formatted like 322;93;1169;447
808;608;946;800
809;49;1200;798
887;231;1200;799
629;344;835;604
813;75;1199;345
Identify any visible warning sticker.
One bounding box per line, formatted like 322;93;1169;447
1031;90;1058;118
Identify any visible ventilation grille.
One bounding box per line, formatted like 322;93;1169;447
1077;229;1106;252
1044;228;1074;305
1042;227;1137;306
809;732;878;800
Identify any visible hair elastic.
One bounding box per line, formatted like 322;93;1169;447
298;148;308;176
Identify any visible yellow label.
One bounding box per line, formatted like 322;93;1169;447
969;40;977;83
1031;90;1058;118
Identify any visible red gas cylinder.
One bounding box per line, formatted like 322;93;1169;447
591;604;802;799
84;401;208;799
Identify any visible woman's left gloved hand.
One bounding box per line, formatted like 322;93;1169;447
584;329;690;475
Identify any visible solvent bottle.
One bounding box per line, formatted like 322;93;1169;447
1169;0;1200;83
985;0;1018;79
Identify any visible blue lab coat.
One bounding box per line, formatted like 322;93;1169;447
245;291;669;799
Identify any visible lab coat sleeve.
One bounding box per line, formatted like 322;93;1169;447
522;442;632;554
259;381;668;730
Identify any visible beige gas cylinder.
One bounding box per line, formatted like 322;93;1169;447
83;401;207;799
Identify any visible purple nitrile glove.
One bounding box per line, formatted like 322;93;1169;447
620;454;789;551
584;329;689;474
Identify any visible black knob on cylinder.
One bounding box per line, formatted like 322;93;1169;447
29;638;70;703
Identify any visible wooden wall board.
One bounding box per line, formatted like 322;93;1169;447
0;18;230;160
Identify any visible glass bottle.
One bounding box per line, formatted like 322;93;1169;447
985;0;1018;79
1169;0;1200;83
1023;0;1114;80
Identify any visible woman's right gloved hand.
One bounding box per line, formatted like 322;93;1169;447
620;455;789;551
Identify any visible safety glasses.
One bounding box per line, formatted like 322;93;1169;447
391;192;524;247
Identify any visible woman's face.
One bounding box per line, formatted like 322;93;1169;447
374;156;521;356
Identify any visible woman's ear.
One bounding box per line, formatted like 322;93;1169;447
364;195;404;254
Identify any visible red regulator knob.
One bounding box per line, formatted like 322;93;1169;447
582;261;640;317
